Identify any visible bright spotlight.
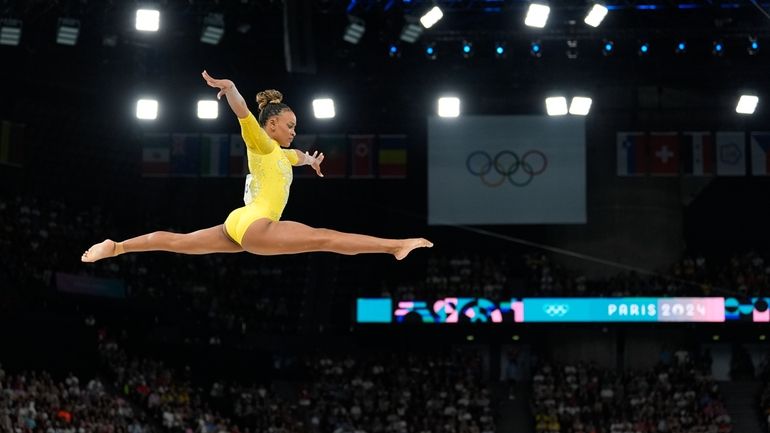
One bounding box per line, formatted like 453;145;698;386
638;41;650;55
197;100;218;119
136;99;158;120
675;41;686;54
135;9;160;32
736;95;758;115
525;3;550;28
545;97;568;116
569;97;593;115
584;4;608;27
313;98;336;119
420;6;444;29
438;97;460;118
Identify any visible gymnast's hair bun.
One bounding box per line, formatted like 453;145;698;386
256;89;284;111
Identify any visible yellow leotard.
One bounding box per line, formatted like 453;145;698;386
224;112;299;245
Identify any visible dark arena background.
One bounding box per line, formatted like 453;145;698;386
4;0;770;432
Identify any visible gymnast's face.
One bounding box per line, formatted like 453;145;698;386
266;109;297;148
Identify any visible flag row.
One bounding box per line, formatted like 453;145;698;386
142;133;407;179
617;131;770;176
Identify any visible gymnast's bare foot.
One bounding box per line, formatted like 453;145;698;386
81;239;117;263
394;238;433;260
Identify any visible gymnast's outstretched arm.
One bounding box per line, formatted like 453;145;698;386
201;70;248;119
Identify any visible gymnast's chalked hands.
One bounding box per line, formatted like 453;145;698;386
306;150;325;177
201;70;234;100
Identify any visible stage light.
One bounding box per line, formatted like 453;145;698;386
675;41;686;54
388;43;400;58
135;9;160;32
525;3;550;28
569;97;592;115
462;40;473;58
313;98;336;119
584;4;608;27
343;16;365;44
420;6;444;28
136;99;158;120
712;40;724;56
0;19;22;46
438;97;460;118
56;18;80;46
638;41;650;55
602;39;614;56
200;13;224;45
736;95;758;114
545;96;568;116
425;43;437;59
530;40;542;57
197;100;218;119
494;42;506;58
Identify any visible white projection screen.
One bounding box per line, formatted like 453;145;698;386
428;115;586;225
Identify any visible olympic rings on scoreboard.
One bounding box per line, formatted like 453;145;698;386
465;150;548;187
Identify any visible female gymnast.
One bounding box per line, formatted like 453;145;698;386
81;70;432;262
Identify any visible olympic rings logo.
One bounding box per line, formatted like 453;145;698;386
543;304;569;317
466;150;548;187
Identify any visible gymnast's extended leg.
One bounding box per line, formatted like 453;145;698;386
81;225;242;262
241;219;432;260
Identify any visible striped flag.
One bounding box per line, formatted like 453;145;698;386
350;134;375;178
616;132;647;176
716;131;746;176
141;133;170;177
229;134;247;177
0;120;24;167
200;134;230;177
751;132;770;176
378;134;407;179
682;132;715;176
318;134;348;178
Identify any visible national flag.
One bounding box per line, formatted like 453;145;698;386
171;133;201;177
750;132;770;176
681;132;715;176
378;134;407;179
616;132;647;176
0;120;24;167
648;132;680;176
317;134;348;178
291;134;318;178
200;134;230;177
349;134;375;178
229;134;247;177
716;131;746;176
141;133;170;177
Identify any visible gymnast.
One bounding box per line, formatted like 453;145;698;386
82;71;432;262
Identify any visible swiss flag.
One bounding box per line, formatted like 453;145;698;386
648;132;679;176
